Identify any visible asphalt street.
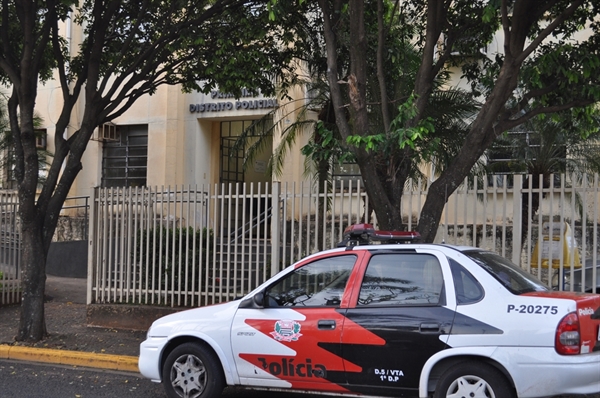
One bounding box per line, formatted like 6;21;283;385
0;359;347;398
0;359;164;398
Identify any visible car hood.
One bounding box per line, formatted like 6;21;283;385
147;300;241;337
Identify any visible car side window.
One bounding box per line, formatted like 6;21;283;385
358;253;444;306
265;255;356;307
449;258;484;304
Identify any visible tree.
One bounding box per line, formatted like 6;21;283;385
0;0;312;342
246;1;479;219
315;0;600;242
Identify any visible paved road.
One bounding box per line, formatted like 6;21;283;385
0;359;164;398
0;359;344;398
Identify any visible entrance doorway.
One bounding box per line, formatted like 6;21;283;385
219;120;272;186
219;120;273;238
220;121;247;185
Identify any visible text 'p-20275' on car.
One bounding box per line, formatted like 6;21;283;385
139;223;600;398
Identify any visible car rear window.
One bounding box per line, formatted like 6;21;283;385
449;259;484;304
464;250;548;295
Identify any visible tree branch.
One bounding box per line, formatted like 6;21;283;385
496;98;597;133
516;0;584;65
377;0;391;131
500;0;514;57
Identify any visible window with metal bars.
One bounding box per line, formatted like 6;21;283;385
101;125;148;187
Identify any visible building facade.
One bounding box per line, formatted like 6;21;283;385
17;79;315;202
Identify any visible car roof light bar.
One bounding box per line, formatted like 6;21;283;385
337;223;421;247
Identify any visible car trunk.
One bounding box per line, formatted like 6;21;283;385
524;291;600;354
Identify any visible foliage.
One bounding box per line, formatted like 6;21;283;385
302;120;354;168
242;1;479;195
312;0;600;242
0;0;315;341
347;94;436;152
134;227;214;294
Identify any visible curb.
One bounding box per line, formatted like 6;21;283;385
0;344;139;372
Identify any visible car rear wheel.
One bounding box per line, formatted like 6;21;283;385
433;361;515;398
162;342;224;398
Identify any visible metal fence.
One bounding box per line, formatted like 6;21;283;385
88;173;600;307
0;194;91;306
0;191;20;306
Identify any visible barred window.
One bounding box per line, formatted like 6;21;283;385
101;125;148;188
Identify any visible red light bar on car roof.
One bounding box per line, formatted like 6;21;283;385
337;223;421;247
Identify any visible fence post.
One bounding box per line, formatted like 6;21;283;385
270;182;281;277
512;175;523;266
86;187;97;305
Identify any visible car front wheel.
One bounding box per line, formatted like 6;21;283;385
162;342;225;398
433;361;515;398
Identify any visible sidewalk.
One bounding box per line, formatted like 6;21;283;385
0;275;146;372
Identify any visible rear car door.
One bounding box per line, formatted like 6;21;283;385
340;249;455;396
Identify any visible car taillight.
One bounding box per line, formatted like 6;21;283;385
555;312;580;355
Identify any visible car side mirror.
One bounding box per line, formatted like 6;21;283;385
253;292;265;308
239;291;265;309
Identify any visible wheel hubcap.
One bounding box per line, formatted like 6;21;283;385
170;354;207;398
446;375;495;398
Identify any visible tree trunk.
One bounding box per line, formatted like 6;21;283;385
355;152;406;231
17;220;47;341
13;83;49;341
315;158;330;251
416;181;451;242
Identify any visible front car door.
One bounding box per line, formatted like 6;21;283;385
340;249;456;396
231;252;368;393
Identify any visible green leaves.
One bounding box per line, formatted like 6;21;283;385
520;37;600;112
346;94;435;153
346;134;386;152
302;121;347;162
482;1;499;23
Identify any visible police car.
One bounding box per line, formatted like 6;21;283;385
139;224;600;398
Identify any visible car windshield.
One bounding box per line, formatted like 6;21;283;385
464;250;548;295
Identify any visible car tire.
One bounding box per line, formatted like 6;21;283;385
433;361;515;398
162;342;225;398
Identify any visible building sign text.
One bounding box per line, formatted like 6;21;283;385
189;99;278;113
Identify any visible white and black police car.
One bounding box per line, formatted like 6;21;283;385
139;224;600;398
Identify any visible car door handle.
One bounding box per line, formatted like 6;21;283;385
420;322;441;333
318;320;336;330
